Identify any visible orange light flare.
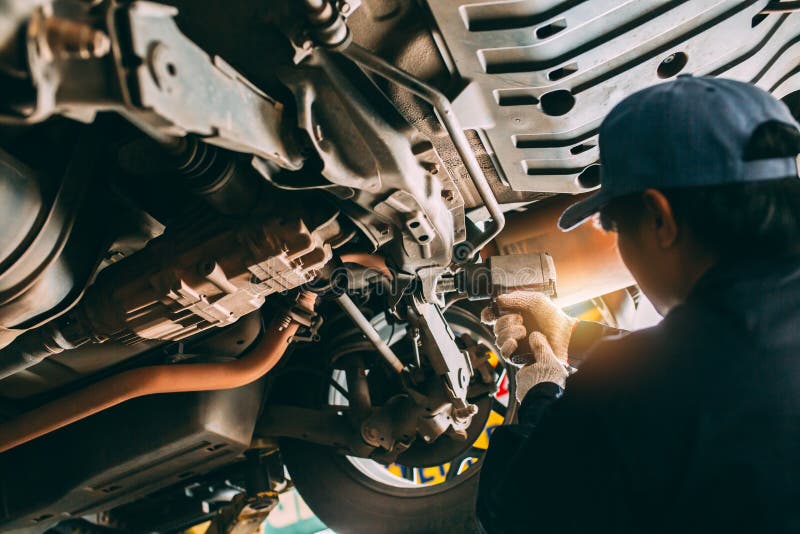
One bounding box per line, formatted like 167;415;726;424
484;194;635;307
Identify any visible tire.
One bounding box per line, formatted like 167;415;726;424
280;438;482;534
275;305;508;534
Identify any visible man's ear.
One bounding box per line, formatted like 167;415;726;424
641;189;678;248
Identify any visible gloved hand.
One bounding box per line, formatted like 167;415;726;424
481;291;577;363
513;332;569;402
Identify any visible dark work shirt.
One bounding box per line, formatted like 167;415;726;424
477;256;800;534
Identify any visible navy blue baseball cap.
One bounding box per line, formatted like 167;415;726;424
558;76;800;231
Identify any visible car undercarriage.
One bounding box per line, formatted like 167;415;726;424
0;0;797;532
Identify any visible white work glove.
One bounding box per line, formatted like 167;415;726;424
481;291;577;363
514;332;569;402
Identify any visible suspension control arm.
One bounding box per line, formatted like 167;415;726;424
2;1;302;170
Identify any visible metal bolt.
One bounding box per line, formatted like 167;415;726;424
301;39;314;51
43;17;110;59
456;404;479;418
441;189;455;202
340;1;351;14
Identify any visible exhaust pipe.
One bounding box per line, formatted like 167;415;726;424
0;292;316;453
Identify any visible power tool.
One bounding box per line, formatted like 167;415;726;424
445;252;557;306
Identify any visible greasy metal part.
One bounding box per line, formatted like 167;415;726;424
341;42;505;256
358;393;417;453
256;404;375;457
207;451;279;534
410;296;474;404
303;0;351;49
206;490;279;534
389;305;500;465
344;356;372;421
398;381;476;449
357;379;480;461
334;293;405;373
0;322;87;382
0;132;108;353
117;2;300;168
425;1;800;192
116;135;268;216
277;49;458;272
40;14;111;59
273;304;490;463
0;209;338;377
80;213;334;344
343;2;547;212
4;1;302;170
487;194;635;307
0;292;315;454
169;137;265;216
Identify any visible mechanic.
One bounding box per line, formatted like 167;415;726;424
476;76;800;534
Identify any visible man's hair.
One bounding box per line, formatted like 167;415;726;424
599;120;800;259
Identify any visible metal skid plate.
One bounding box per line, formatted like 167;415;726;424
0;382;264;531
425;0;800;193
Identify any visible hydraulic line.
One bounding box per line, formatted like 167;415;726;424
0;292;316;454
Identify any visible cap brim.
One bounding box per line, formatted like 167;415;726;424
557;190;614;231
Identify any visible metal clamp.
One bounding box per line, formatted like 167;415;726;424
285;294;322;343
